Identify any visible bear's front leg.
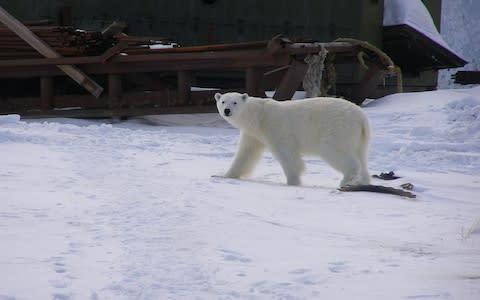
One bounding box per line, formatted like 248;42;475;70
224;133;265;179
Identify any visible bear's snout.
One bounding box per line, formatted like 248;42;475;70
224;108;231;117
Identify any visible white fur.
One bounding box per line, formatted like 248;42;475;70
215;92;371;187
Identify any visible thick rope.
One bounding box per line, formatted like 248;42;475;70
322;53;336;96
335;38;403;93
303;44;328;98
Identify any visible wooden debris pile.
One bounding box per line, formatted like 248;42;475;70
0;25;115;58
0;21;175;60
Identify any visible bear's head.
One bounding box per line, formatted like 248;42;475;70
215;92;248;123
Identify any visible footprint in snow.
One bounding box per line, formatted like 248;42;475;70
328;261;348;273
288;268;325;286
219;249;252;263
54;262;67;274
50;279;69;289
52;293;70;300
289;268;311;275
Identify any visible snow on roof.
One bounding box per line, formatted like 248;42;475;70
383;0;465;60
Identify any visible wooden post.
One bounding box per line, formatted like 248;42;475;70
0;5;103;98
40;76;54;110
350;65;386;105
177;71;191;105
273;59;308;100
245;67;266;97
108;74;122;110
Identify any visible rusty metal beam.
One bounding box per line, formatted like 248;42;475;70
0;42;362;68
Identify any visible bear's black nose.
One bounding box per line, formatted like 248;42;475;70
224;108;231;116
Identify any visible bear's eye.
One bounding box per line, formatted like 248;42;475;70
221;101;225;104
233;102;237;105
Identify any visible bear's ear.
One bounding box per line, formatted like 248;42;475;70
241;93;248;101
214;93;222;102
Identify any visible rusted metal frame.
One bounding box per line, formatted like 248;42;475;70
0;36;392;114
0;48;283;69
136;40;270;54
0;42;362;68
7;90;220;117
0;56;100;67
0;49;293;78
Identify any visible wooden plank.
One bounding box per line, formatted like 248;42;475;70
19;105;219;119
101;21;127;37
40;76;54;110
177;71;192;105
0;5;103;97
0;88;220;116
0;51;293;79
454;71;480;85
0;42;360;68
99;40;128;63
245;67;266;97
273;59;308;100
348;65;386;105
108;74;122;110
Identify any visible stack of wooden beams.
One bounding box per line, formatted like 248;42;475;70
0;24;176;60
0;24;115;59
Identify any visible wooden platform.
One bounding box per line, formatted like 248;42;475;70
0;31;394;118
453;71;480;85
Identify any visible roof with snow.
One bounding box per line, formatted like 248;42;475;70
383;0;467;72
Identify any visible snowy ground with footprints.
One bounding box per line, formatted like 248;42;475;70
1;87;480;299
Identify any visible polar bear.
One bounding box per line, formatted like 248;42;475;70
215;92;371;187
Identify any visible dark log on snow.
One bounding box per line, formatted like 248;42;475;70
339;185;416;198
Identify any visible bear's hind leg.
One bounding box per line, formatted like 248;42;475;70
320;149;367;187
225;133;265;178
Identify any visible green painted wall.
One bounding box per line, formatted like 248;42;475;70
0;0;384;46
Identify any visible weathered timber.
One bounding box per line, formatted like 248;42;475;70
273;59;309;100
454;71;480;85
0;33;394;118
0;6;104;97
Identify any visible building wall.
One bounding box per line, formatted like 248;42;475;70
0;0;383;47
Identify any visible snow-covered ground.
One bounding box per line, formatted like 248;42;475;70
1;87;480;300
